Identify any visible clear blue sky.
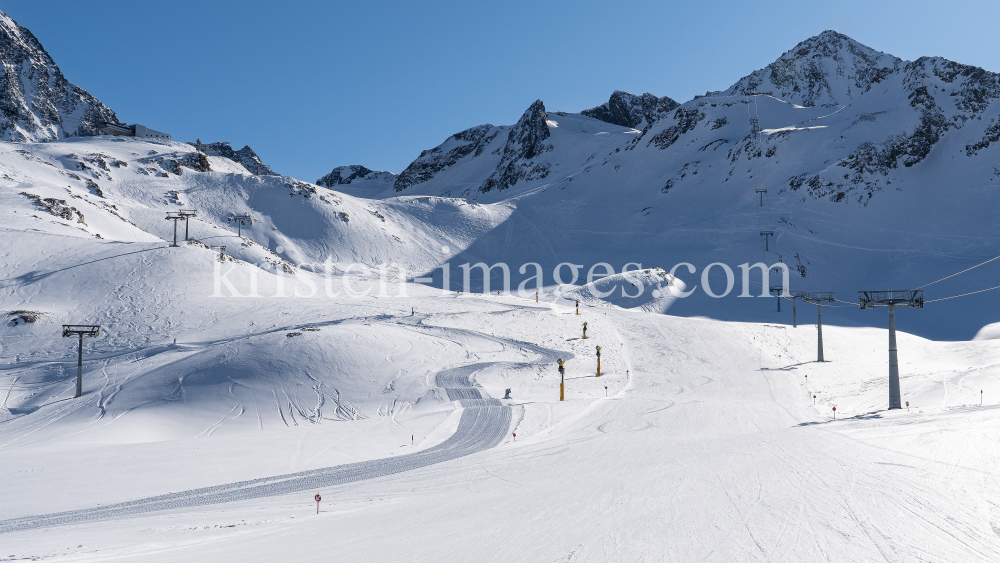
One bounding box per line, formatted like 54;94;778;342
5;1;998;182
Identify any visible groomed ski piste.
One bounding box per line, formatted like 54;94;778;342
4;245;1000;560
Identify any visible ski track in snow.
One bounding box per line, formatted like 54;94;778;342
0;362;511;534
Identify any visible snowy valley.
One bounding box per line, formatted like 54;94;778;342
2;8;1000;562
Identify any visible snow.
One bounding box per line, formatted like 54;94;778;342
762;125;828;134
4;278;1000;560
1;137;999;557
3;29;1000;562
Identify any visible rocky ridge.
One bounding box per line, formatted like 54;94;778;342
582;90;679;129
0;10;120;142
192;141;278;176
316;165;396;188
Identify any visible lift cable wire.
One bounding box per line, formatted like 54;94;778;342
925;284;1000;303
915;254;1000;289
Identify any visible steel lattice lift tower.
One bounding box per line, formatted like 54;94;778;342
859;290;924;410
62;325;100;398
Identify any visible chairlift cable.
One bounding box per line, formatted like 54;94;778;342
925;284;1000;303
915;254;1000;289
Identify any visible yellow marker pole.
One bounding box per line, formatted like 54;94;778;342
536;289;539;303
576;300;580;315
583;322;587;340
596;345;602;377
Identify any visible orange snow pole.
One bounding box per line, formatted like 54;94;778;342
536;289;539;303
558;359;565;401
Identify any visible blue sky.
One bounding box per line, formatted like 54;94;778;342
5;1;998;182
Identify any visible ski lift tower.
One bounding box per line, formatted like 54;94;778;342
769;285;785;312
177;209;197;241
799;292;835;362
760;231;774;251
165;211;183;247
228;213;252;237
756;188;767;206
788;290;807;328
62;324;100;398
858;290;923;410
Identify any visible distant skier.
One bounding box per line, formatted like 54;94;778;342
503;388;512;399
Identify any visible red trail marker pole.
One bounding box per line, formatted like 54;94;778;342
832;406;836;420
813;394;816;406
315;493;322;514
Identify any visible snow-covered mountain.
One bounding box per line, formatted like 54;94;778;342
346;30;1000;339
392;30;1000;207
0;11;120;141
4;24;1000;343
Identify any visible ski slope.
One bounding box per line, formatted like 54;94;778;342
0;361;512;533
4;277;1000;561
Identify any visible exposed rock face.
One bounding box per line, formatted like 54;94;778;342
394;124;500;192
233;145;276;176
582;91;679;129
317;165;396;188
193;142;277;175
825;55;1000;196
479;100;552;193
19;191;85;224
0;10;121;141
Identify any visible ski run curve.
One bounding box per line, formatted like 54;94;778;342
0;363;511;534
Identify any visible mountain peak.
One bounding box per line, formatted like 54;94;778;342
0;9;120;141
479;100;552;193
712;30;901;107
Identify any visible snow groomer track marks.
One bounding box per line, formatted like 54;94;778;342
0;363;510;534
